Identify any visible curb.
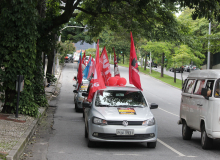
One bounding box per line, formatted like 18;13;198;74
5;69;62;160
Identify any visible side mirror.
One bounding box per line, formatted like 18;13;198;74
73;84;76;87
82;93;88;97
83;102;91;108
73;90;78;93
74;76;77;80
150;103;158;109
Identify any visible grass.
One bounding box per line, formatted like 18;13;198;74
117;63;183;89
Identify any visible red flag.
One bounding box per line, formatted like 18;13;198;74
87;40;106;102
129;32;142;90
77;55;83;90
113;47;120;77
82;51;86;66
87;57;94;79
100;46;111;84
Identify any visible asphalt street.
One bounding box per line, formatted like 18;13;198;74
21;63;220;160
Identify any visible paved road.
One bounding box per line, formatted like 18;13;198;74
21;63;220;160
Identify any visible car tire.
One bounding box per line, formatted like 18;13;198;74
75;103;79;112
83;111;85;118
147;142;157;148
182;121;193;140
85;125;88;138
201;124;213;150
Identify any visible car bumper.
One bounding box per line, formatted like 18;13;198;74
88;123;157;142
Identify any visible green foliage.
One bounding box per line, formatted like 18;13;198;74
57;40;75;63
0;0;49;116
46;73;57;83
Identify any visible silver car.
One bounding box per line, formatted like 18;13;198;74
83;86;158;148
73;79;90;112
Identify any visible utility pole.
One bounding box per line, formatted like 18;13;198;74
207;21;211;69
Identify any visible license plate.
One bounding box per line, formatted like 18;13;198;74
116;129;134;135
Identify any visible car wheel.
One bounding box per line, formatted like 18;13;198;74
75;103;79;112
85;125;88;138
182;121;193;140
147;142;157;148
201;124;213;149
83;111;85;118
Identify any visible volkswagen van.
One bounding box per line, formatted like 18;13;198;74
179;70;220;149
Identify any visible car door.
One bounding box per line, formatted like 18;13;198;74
190;79;206;130
181;79;196;127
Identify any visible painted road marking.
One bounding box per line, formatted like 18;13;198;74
158;139;185;157
158;107;179;117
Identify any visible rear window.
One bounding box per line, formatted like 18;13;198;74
184;79;196;94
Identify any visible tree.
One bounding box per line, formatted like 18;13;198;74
57;40;76;63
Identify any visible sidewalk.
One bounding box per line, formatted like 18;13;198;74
0;67;62;160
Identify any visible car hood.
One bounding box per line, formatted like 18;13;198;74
92;107;153;121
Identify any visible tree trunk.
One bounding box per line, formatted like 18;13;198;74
174;68;176;83
2;88;17;113
46;50;55;83
161;53;164;77
144;53;147;70
123;53;124;64
210;52;213;69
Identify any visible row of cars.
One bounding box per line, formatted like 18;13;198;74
73;77;159;148
169;65;200;73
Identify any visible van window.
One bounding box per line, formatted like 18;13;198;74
194;80;205;95
184;79;196;94
182;79;187;91
214;80;220;98
206;80;215;97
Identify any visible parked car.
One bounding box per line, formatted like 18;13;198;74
169;67;183;73
64;54;73;63
83;86;158;148
179;70;220;149
73;79;90;112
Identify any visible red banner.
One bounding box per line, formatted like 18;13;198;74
87;40;106;102
129;32;142;90
100;46;111;84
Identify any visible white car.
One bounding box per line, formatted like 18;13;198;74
83;86;158;148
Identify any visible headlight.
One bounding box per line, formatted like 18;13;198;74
92;117;107;125
142;117;155;126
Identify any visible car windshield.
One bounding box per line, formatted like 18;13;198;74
95;90;147;107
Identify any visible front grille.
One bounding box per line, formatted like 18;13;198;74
107;121;143;125
95;133;153;140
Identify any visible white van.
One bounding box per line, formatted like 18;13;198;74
179;70;220;149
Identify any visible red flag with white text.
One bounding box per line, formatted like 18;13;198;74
77;54;83;90
100;46;111;84
129;32;142;90
113;47;120;77
87;40;106;102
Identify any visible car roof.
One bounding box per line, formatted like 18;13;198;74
187;69;220;79
98;86;142;91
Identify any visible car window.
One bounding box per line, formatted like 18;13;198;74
194;80;205;95
206;80;215;97
214;79;220;98
95;90;147;107
184;79;196;94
